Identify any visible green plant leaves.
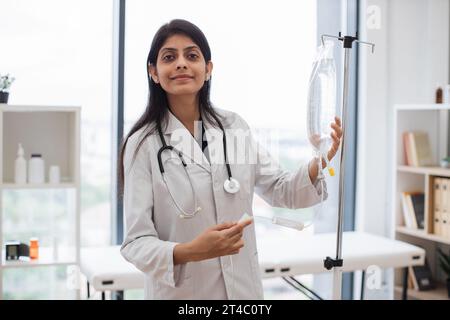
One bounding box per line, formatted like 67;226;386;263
437;248;450;277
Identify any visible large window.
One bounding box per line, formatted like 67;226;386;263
0;0;113;298
124;0;339;299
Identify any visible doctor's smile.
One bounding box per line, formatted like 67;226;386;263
171;73;194;78
119;19;341;300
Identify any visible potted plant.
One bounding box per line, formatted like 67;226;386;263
0;73;16;104
437;247;450;298
440;156;450;168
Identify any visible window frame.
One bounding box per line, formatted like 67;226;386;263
112;0;126;245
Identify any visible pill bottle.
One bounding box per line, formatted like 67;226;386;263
30;238;39;260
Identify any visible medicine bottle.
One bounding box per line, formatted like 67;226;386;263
436;87;443;104
30;238;39;260
28;154;45;184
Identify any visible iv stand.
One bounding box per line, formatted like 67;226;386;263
320;33;374;300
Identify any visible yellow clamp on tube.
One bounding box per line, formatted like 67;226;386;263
323;153;335;177
328;167;335;176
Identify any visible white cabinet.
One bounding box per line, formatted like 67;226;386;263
0;104;80;299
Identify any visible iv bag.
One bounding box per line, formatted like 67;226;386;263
306;41;337;157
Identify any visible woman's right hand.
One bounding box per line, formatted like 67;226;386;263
188;220;253;262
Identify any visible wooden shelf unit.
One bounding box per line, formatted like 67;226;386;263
391;104;450;300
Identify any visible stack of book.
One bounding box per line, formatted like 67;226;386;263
401;191;425;230
432;177;450;239
402;131;433;166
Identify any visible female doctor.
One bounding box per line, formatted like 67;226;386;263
119;19;342;300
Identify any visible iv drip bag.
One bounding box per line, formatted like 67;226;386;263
307;40;337;162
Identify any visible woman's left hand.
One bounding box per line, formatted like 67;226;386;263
308;116;342;183
327;116;342;162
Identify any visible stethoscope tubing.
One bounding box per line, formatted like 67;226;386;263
156;116;239;218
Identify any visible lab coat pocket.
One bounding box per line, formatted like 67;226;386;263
173;263;193;297
177;272;193;288
156;263;193;299
174;262;191;285
156;277;193;299
238;182;250;200
249;251;263;298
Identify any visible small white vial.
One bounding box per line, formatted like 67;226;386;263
49;165;60;184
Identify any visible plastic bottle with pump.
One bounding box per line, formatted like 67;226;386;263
14;143;27;184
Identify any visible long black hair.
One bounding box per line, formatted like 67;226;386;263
118;19;223;194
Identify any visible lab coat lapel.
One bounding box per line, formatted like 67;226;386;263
165;111;211;173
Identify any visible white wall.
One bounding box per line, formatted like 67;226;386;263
357;0;449;237
356;0;449;299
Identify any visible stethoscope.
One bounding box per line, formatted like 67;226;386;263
156;117;240;219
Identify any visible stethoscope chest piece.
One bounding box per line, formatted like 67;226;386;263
224;177;240;194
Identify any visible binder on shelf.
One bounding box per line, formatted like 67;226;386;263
443;178;450;239
433;178;442;236
447;180;450;239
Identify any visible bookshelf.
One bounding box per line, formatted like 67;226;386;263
391;104;450;300
0;104;81;299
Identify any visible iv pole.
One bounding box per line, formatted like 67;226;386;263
320;33;374;300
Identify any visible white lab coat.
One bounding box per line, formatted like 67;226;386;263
120;108;327;300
